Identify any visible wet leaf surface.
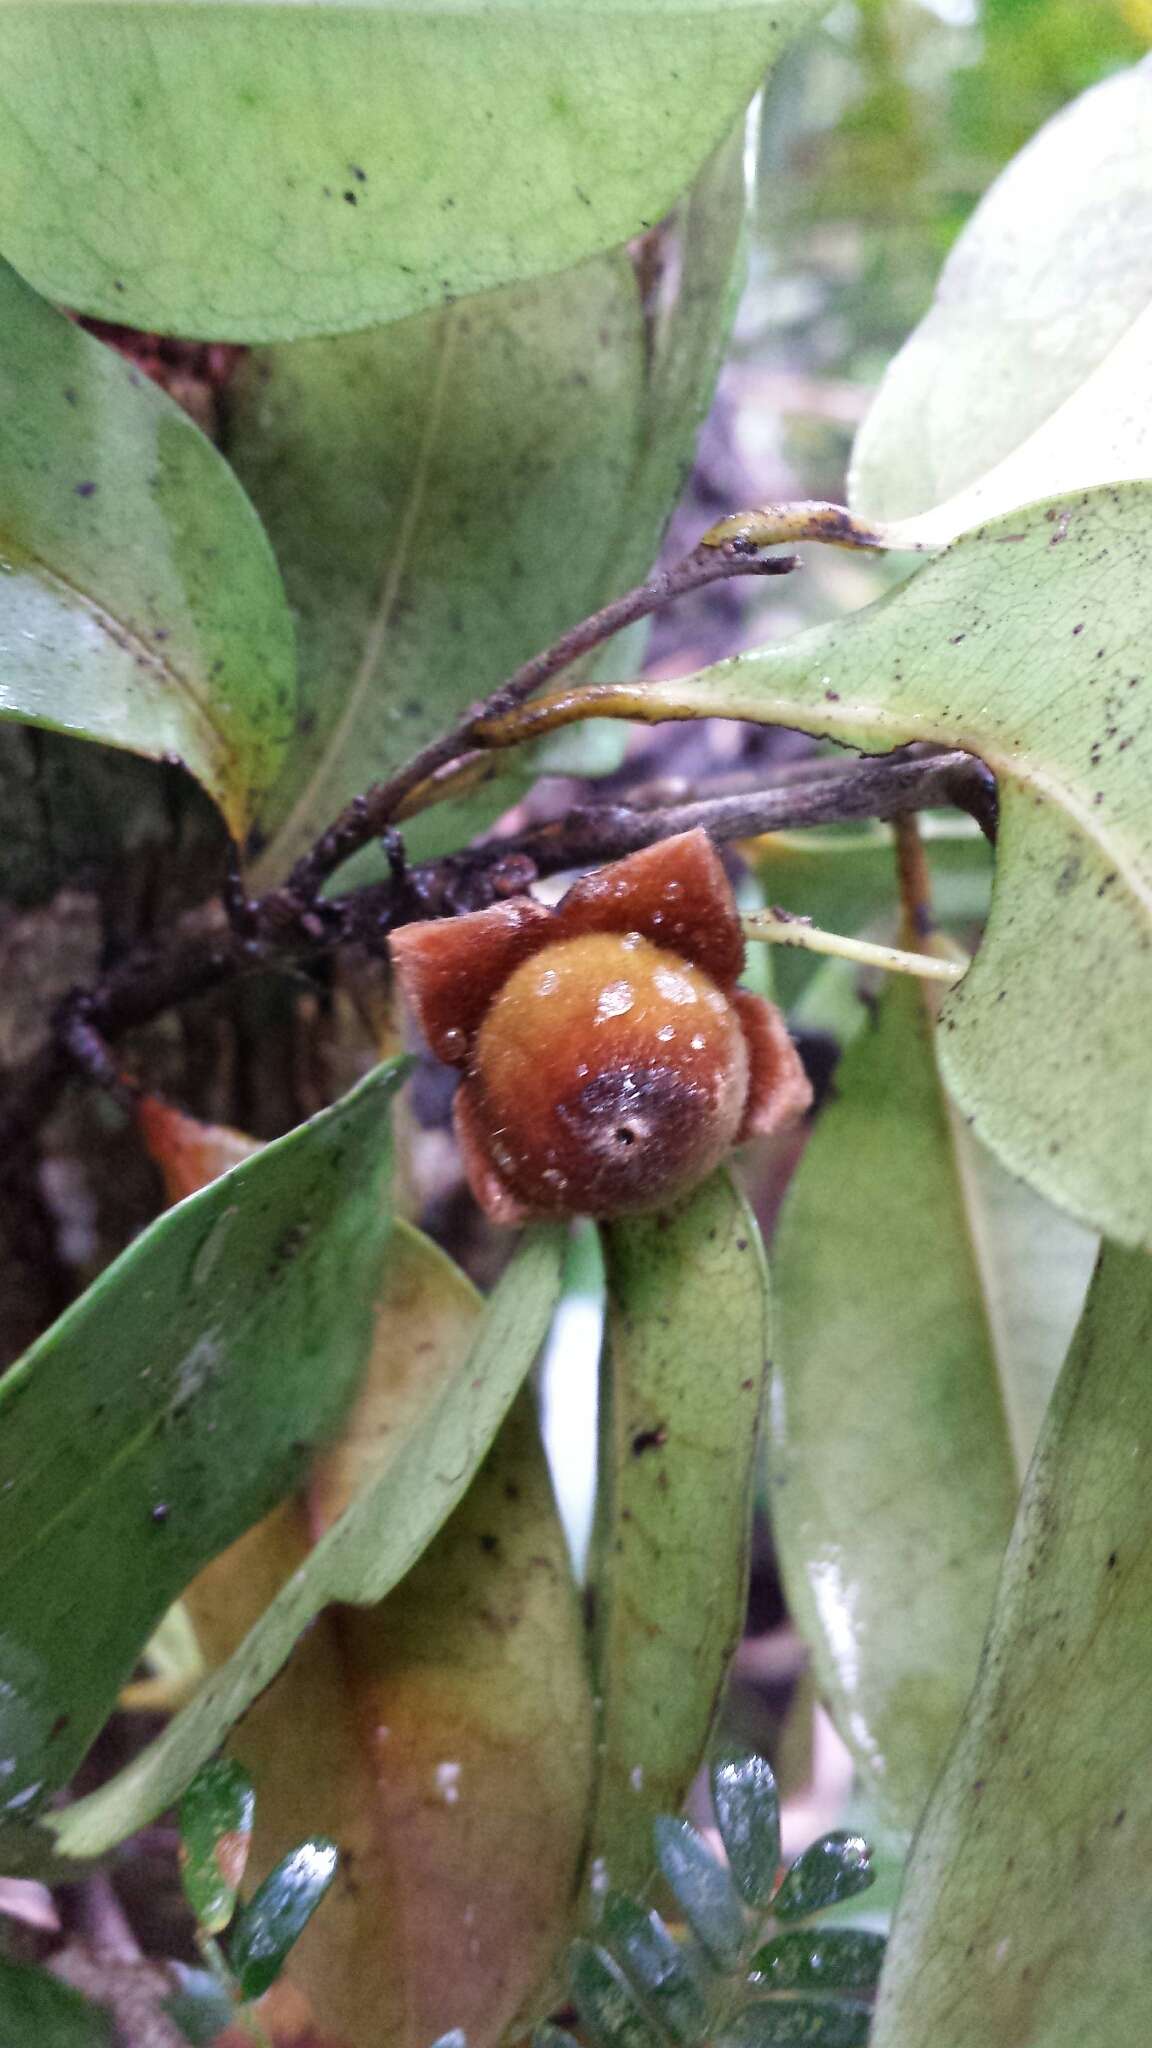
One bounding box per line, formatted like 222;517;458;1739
652;1819;745;1968
0;3;816;341
772;1835;873;1923
721;1995;872;2047
769;974;1020;1829
0;260;293;837
598;1890;709;2044
179;1758;256;1934
54;1224;566;1869
229;1838;340;2002
748;1930;885;1995
588;1170;771;1896
0;1060;405;1825
569;1939;666;2048
710;1750;781;1909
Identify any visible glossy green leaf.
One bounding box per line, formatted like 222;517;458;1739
769;973;1019;1829
709;1751;781;1909
0;3;818;343
0;1059;404;1832
722;1996;872;2048
772;1836;874;1924
229;121;749;880
229;1837;339;2002
749;1931;886;1996
652;1818;746;1968
0;1960;112;2047
587;1171;770;1896
851;61;1152;528
595;485;1152;1247
569;1940;666;2048
599;1891;709;2045
872;1245;1152;2048
0;260;292;839
53;1224;566;1862
179;1758;256;1935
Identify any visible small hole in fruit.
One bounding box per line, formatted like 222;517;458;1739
615;1125;636;1147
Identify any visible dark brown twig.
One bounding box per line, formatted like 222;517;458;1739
284;544;799;900
0;745;995;1175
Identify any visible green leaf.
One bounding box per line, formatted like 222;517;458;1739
871;1245;1152;2048
769;974;1019;1829
601;485;1152;1247
0;260;293;839
587;1170;771;1896
598;1891;709;2045
0;3;819;343
0;1059;405;1829
748;1931;886;1995
52;1224;566;1861
228;1837;339;2002
569;1939;666;2048
179;1758;256;1935
652;1818;746;1968
0;1959;112;2046
772;1837;874;1924
721;1996;872;2047
851;61;1152;528
228;121;750;881
533;2028;582;2048
709;1751;781;1909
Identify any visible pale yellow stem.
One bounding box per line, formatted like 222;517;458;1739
742;911;967;985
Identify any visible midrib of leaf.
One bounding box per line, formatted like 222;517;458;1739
0;528;231;764
266;308;458;858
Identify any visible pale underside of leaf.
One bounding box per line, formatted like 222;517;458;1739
881;299;1152;548
0;3;815;342
850;57;1152;523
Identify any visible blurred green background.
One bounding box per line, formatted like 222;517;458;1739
692;0;1152;651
